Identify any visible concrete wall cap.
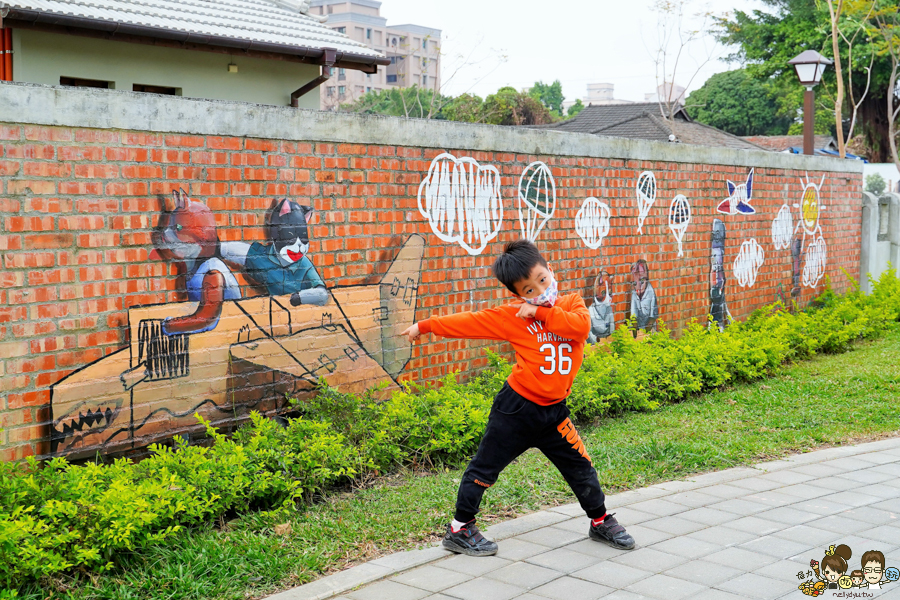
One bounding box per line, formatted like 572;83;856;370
0;82;863;174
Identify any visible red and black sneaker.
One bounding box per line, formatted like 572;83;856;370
442;521;498;557
589;513;635;550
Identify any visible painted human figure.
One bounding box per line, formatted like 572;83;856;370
221;198;328;306
152;189;242;335
709;219;728;331
860;550;887;589
811;545;852;590
587;270;615;343
629;259;657;332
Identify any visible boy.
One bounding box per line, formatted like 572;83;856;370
400;240;635;556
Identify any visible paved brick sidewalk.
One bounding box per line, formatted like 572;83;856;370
269;437;900;600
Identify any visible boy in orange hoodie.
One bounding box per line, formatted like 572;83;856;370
401;240;635;557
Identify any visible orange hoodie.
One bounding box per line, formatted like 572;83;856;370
418;293;590;405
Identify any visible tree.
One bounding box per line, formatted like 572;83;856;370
865;172;886;194
716;0;893;160
686;69;793;135
568;99;585;117
339;86;449;119
481;87;554;125
529;80;565;117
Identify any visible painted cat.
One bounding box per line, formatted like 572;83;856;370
221;198;328;305
152;189;241;335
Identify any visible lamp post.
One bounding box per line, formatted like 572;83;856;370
788;50;833;156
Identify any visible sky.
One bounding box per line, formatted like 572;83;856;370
378;0;769;104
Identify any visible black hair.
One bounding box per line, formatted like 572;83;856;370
492;239;548;295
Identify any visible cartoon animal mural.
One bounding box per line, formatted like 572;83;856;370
587;269;615;343
709;219;729;331
417;153;503;256
635;171;656;234
517;161;556;242
717;168;756;215
49;191;425;459
629;259;658;333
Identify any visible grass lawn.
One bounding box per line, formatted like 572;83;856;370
27;328;900;600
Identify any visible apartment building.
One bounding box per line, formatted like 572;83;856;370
309;0;441;110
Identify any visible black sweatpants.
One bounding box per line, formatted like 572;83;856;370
454;383;607;523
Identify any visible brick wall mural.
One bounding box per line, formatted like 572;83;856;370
0;120;863;462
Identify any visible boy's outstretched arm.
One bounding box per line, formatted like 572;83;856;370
534;296;591;341
400;308;509;342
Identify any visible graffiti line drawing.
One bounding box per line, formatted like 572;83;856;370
668;194;691;257
517;161;556;242
587;269;615;343
417;153;503;256
629;259;658;332
50;189;427;459
772;202;793;250
575;197;612;250
717;168;756;215
635;171;656;234
733;238;765;288
709;219;730;331
803;235;827;288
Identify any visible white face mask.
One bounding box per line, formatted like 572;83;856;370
521;273;558;308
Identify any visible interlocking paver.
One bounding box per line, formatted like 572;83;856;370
347;581;430;600
438;554;511;577
441;577;524;600
703;547;778;571
296;440;900;600
649;535;724;560
391;566;470;593
609;547;689;573
571;561;655;588
714;572;795;599
770;524;842;547
514;526;585;548
737;535;813;559
525;547;601;573
495;538;551;561
484;562;561;589
624;573;707;600
685;525;758;547
662;559;744;586
530;575;614;600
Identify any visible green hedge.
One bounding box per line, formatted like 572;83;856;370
2;271;900;587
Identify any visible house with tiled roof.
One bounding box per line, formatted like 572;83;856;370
537;102;766;152
0;0;389;108
741;135;838;153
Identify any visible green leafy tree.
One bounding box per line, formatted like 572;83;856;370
340;86;449;119
568;99;585;117
865;172;886;194
716;0;892;160
529;80;565;117
482;87;554;125
440;93;485;123
686;69;793;135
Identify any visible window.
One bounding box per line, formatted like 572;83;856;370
367;87;372;93
338;85;346;96
391;37;398;46
133;84;179;95
327;5;334;14
335;26;346;34
423;39;427;49
422;74;427;85
327;86;335;97
386;75;397;83
60;76;111;89
338;68;346;80
422;57;427;67
366;28;372;40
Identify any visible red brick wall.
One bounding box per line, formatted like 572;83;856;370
0;122;863;461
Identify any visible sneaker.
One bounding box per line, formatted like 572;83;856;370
442;521;498;557
589;513;635;550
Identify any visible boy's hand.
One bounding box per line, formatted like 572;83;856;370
400;323;421;343
513;303;539;320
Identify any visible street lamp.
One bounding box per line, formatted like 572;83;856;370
788;50;833;156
